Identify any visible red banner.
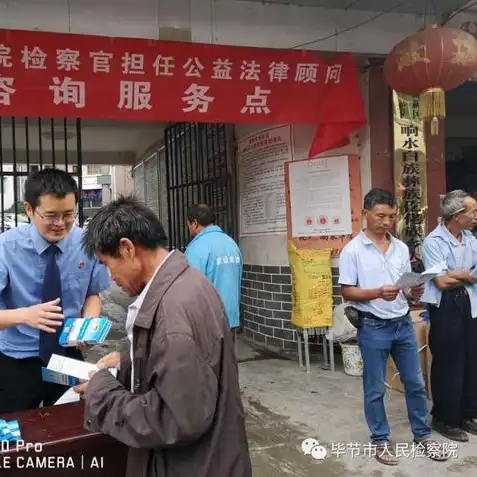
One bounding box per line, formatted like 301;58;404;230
0;29;365;153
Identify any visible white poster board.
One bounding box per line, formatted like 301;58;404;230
238;125;293;235
289;155;352;237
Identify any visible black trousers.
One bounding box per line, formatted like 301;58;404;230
428;287;477;427
0;348;83;415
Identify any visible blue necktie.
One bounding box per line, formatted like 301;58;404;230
39;244;66;364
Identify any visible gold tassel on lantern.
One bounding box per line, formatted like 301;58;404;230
419;87;445;135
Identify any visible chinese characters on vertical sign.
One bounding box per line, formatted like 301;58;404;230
0;29;360;124
392;91;428;255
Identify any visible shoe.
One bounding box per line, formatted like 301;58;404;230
462;419;477;436
432;418;469;442
375;443;398;466
413;439;450;461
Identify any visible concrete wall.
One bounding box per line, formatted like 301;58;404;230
0;0;426;55
129;71;372;353
236;72;371;352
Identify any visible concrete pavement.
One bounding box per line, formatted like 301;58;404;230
96;287;477;476
238;339;477;476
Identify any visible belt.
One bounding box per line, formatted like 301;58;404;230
358;310;410;322
444;287;468;297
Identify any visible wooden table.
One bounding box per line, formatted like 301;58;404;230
0;401;127;476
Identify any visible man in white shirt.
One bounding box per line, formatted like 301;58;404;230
421;190;477;442
339;188;448;466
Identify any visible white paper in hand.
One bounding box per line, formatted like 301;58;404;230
47;354;118;381
395;272;423;289
423;261;448;276
395;261;447;290
54;387;80;405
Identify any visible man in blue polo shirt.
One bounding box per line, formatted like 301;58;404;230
339;188;448;466
421;190;477;442
0;168;110;413
185;204;242;334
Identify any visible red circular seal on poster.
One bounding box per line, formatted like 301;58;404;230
318;216;328;225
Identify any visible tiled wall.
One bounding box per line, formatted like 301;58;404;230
241;264;342;352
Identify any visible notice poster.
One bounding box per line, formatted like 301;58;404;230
238;125;293;235
288;155;352;237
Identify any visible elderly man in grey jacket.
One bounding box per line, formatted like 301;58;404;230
421;190;477;442
74;196;252;477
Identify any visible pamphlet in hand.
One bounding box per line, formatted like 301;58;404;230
48;353;120;406
41;367;80;386
395;262;447;290
42;354;118;391
59;316;112;347
46;354;118;381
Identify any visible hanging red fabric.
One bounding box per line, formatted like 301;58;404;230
308;54;366;157
0;29;366;140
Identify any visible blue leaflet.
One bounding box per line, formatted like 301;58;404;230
0;419;22;442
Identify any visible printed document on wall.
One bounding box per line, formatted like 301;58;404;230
289;156;352;237
238;125;293;235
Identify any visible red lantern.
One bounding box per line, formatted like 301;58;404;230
384;24;477;134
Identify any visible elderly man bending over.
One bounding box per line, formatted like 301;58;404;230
74;196;252;477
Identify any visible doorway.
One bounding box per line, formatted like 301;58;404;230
162;122;237;252
445;82;477;196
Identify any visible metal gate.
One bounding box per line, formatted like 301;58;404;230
0;117;84;232
164;122;237;251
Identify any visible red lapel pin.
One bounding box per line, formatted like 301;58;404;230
78;261;84;269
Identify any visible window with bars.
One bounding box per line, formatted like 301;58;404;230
0;117;84;231
164;122;237;251
86;164;103;176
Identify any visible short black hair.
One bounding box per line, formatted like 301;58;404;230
24;168;79;209
82;195;168;258
187;204;216;227
363;188;396;211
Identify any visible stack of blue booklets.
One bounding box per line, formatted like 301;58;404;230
0;419;21;442
59;316;112;347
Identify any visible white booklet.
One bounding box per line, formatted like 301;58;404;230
47;354;118;381
395;261;447;290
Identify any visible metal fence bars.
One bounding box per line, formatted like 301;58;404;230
0;117;84;231
163;122;237;251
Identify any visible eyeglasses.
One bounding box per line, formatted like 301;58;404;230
35;209;77;225
452;207;466;216
454;208;477;218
